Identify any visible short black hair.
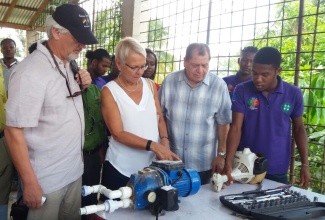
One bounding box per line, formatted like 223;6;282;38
1;38;16;47
86;48;110;62
253;47;282;69
145;48;157;80
241;46;258;54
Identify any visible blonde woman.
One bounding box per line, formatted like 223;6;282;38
101;37;180;191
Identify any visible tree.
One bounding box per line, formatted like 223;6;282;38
148;19;168;49
77;0;122;68
93;0;122;54
15;30;26;57
147;19;176;83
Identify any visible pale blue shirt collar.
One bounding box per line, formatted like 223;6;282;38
177;68;211;87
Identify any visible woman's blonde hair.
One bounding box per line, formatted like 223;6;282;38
115;37;146;64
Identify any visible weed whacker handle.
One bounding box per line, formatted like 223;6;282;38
210;173;228;192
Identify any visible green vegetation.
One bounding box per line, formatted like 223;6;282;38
147;19;176;84
93;0;122;54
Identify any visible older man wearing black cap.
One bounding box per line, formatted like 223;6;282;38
5;4;97;219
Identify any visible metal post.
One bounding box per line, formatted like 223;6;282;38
289;0;304;184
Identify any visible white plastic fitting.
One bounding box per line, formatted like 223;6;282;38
82;185;132;200
82;185;101;197
80;202;109;215
210;173;228;192
80;199;132;215
99;186;122;199
107;199;132;213
118;186;133;199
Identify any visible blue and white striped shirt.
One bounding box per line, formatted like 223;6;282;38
159;69;232;172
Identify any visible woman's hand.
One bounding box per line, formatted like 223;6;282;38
150;141;181;161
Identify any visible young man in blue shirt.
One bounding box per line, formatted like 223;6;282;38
223;46;258;98
224;47;310;188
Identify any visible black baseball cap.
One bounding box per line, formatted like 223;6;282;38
52;4;98;45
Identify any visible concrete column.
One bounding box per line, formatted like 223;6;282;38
122;0;149;44
26;30;41;55
122;0;136;38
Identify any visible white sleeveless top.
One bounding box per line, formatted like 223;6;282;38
104;77;158;177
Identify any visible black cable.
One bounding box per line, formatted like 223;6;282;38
171;171;183;186
154;203;162;220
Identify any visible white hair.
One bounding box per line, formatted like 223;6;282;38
45;15;70;39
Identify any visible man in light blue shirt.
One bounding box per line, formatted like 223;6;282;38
159;43;232;184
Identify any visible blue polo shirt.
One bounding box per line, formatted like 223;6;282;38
223;72;252;98
92;76;107;89
232;76;304;174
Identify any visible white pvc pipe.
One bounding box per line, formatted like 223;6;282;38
80;199;132;215
107;199;132;213
82;185;101;196
118;186;133;199
80;203;108;215
99;187;121;199
82;185;132;200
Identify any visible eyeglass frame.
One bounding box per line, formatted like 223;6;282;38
124;63;148;73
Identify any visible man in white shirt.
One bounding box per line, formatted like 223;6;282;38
5;4;97;219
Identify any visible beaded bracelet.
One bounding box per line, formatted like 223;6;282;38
160;136;169;140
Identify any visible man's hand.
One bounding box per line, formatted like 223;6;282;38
212;155;225;174
298;165;311;189
23;180;43;209
77;68;91;89
222;163;234;185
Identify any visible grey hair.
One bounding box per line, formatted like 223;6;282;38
115;37;146;63
45;15;70;39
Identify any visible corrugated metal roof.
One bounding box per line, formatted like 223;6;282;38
0;0;68;31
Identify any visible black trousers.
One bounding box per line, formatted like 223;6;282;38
100;160;129;201
82;150;101;207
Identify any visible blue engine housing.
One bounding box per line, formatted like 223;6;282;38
127;161;201;210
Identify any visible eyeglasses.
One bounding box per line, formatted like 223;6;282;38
125;63;148;73
85;113;95;136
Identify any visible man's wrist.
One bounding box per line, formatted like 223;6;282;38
217;151;226;159
160;136;169;140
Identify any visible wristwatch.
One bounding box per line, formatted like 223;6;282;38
218;152;226;159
